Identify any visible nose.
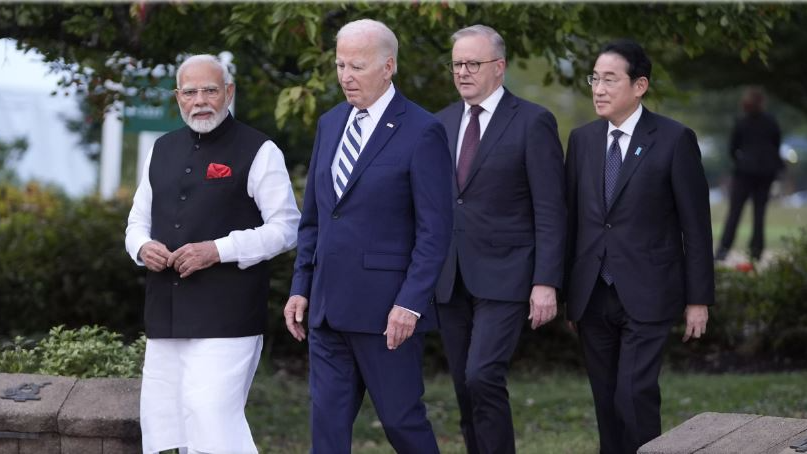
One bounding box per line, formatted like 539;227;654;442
592;81;607;96
457;63;471;77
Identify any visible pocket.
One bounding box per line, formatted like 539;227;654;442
363;253;410;271
202;177;235;186
650;246;682;264
489;232;533;246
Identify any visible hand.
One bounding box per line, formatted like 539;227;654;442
528;285;557;329
166;241;220;278
683;305;709;342
138;240;171;272
284;295;309;341
384;305;417;350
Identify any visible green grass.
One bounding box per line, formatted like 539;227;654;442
711;201;806;250
245;366;807;453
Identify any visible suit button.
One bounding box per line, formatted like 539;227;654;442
185;167;191;174
332;213;340;219
194;144;200;150
605;223;612;229
172;281;179;286
457;198;464;205
180;194;187;201
174;223;181;229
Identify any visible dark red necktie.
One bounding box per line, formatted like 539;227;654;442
456;105;484;189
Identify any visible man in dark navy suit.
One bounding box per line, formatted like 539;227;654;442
283;19;452;454
434;25;566;454
565;39;714;453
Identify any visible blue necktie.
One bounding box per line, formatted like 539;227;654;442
334;109;369;198
601;129;624;285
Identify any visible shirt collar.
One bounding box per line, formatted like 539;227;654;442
355;82;395;123
608;104;643;138
463;85;505;116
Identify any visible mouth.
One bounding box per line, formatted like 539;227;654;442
192;109;215;119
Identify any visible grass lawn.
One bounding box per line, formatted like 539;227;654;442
245;366;807;453
711;201;806;251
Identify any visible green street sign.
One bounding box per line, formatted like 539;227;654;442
123;78;185;133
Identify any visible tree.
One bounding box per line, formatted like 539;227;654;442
0;137;28;183
0;3;792;168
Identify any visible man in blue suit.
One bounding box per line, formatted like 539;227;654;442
565;39;714;453
283;19;453;454
433;25;566;454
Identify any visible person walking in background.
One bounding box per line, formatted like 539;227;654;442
283;19;452;454
716;87;783;261
125;54;300;454
433;24;566;454
564;39;714;454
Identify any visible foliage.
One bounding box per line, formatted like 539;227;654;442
0;3;793;168
0;325;145;378
0;136;28;183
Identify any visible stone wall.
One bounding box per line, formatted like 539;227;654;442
0;373;140;454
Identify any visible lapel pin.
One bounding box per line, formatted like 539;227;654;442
386;123;394;128
635;146;643;156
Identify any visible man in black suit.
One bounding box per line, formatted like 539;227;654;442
716;87;783;261
564;39;714;454
434;24;566;454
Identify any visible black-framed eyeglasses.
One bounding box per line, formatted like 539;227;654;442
175;85;227;101
447;59;500;74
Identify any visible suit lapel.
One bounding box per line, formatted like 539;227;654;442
588;120;609;218
444;102;463;170
337;91;405;203
460;89;518;193
608;109;657;212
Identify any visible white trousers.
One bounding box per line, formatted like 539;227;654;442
140;336;263;454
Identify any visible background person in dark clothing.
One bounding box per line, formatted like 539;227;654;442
716;87;783;261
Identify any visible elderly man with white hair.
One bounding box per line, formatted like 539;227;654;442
284;19;452;454
125;54;300;454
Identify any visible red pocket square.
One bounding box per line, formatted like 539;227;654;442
206;163;232;179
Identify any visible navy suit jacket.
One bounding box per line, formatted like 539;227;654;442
434;89;566;303
564;107;715;323
290;90;453;333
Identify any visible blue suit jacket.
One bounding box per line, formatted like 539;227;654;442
290;90;453;333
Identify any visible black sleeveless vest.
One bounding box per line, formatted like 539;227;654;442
146;114;272;338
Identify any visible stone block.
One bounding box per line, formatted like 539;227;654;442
58;378;141;438
17;432;59;454
639;412;759;454
102;437;141;454
0;373;77;433
702;415;807;454
61;436;102;454
0;438;18;454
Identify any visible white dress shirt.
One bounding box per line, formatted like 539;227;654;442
330;82;396;184
125;140;301;269
455;85;505;164
607;104;643;161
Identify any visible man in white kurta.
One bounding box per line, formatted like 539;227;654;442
125;54;300;454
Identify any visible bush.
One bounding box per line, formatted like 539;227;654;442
0;325;145;378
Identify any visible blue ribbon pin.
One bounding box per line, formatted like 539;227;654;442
635;146;643;156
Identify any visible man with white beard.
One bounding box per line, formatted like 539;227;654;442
125;54;300;454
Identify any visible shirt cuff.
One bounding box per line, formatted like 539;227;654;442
214;237;236;263
395;304;421;319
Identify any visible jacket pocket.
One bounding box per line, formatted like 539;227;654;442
363;253;410;271
489;232;534;247
649;246;683;264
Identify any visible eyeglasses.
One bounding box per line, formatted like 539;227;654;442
586;75;628;88
447;59;500;74
175;85;226;101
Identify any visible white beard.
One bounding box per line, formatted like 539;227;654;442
181;105;229;134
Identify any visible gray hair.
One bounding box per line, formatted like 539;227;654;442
176;54;233;87
451;25;506;60
336;19;399;74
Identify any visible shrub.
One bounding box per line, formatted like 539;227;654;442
0;325;145;378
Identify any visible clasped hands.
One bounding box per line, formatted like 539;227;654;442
138;240;220;278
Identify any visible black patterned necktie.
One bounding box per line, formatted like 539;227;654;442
456;105;484;189
601;129;624;285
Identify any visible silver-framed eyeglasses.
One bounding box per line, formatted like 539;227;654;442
448;59;500;74
175;85;225;101
586;75;626;88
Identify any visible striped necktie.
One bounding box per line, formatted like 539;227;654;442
334;109;369;198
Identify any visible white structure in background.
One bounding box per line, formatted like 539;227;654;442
0;38;96;196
